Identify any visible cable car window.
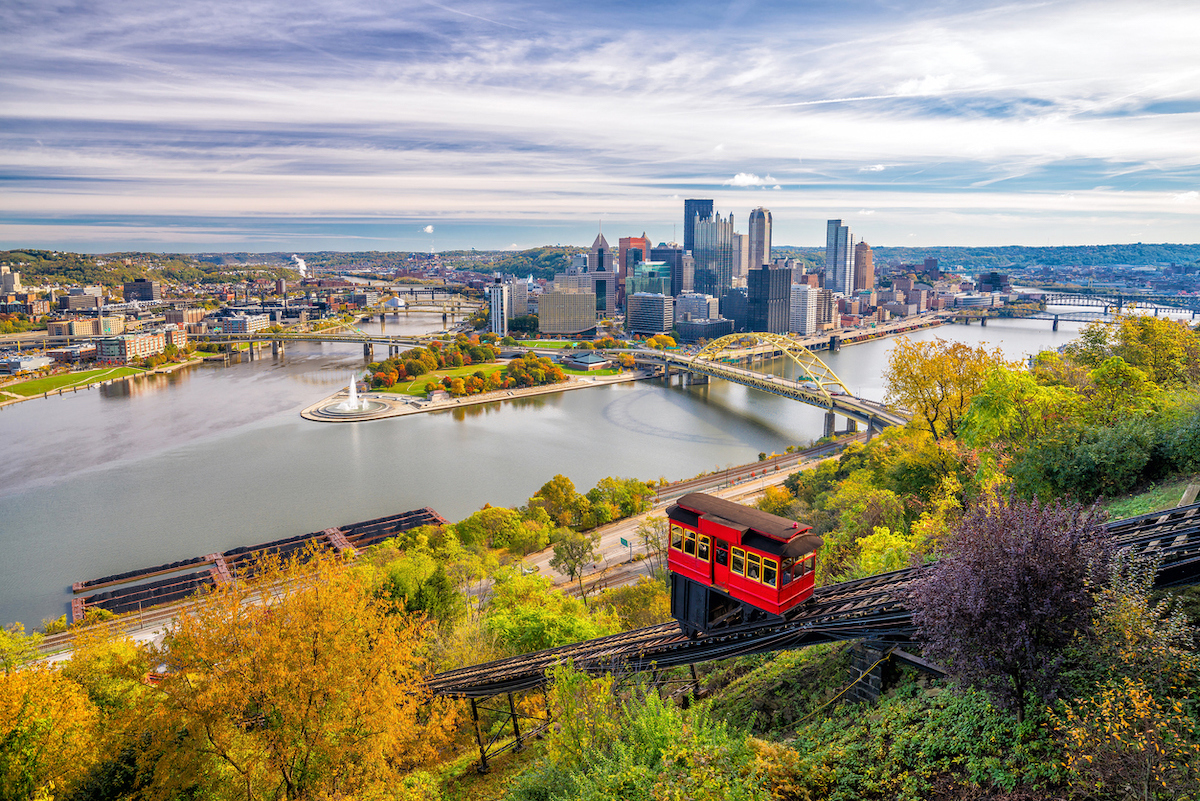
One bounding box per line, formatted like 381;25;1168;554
683;530;697;557
731;547;745;576
698;535;710;561
670;524;684;551
746;553;762;581
805;554;816;573
779;557;794;584
715;540;729;566
762;557;778;587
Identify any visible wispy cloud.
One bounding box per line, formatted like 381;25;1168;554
1;0;1198;250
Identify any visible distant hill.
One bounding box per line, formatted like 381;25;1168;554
773;243;1200;271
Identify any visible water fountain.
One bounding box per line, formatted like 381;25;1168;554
309;371;390;419
337;372;363;412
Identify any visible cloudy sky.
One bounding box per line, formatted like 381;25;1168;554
2;0;1198;252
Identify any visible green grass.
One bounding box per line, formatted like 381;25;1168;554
516;340;572;348
5;366;143;396
1103;475;1199;520
381;362;508;397
560;367;621;377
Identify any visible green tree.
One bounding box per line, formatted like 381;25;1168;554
0;622;42;675
550;530;603;606
885;337;1011;440
533;474;583;527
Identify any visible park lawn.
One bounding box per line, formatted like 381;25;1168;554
6;366;144;396
384;362;508;397
561;367;621;377
516;340;572;348
1103;474;1198;519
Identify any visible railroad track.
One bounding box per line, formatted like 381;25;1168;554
428;501;1200;698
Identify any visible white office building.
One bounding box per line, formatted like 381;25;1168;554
790;284;819;336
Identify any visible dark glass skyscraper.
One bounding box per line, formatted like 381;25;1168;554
825;219;854;294
650;244;684;297
747;263;791;334
683;198;714;254
748;207;772;269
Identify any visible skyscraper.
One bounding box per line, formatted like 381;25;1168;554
731;232;750;280
588;232;616;315
789;284;818;335
692;211;735;298
683;199;714;255
748;207;772;269
618;233;650;308
650;243;684;297
487;276;509;337
825;220;855;295
747;263;790;334
853;241;875;292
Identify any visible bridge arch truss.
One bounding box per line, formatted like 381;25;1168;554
693;332;851;407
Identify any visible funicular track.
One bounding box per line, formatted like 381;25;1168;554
429;501;1200;700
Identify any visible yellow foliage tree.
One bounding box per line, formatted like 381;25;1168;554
884;337;1011;440
143;548;459;800
1053;677;1200;800
0;665;100;800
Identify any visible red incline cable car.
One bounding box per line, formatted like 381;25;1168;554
666;492;822;636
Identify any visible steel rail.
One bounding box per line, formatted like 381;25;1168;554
427;501;1200;698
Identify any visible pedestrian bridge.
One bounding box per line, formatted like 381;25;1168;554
642;333;908;434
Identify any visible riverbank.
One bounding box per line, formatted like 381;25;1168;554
300;369;652;421
0;355;205;410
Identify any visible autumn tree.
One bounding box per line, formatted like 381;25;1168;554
532;474;584;527
911;496;1108;722
884;336;1010;440
0;665;100;801
550;529;603;607
143;548;457;800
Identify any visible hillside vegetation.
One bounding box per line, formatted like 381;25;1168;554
3;317;1200;800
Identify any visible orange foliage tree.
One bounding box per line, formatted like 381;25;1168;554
142;548;458;800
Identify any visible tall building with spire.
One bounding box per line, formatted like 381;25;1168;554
825;219;855;295
683;199;713;255
853;241;875;292
748;207;772;269
588;232;616;316
692;211;735;298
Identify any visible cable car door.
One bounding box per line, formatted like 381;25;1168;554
712;539;730;589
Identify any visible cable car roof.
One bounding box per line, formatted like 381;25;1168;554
670;492;823;555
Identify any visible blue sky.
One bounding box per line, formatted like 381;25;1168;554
2;0;1198;252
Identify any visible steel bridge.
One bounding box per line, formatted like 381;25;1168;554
1042;291;1200;315
641;333;908;434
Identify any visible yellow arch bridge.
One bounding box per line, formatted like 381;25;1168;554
642;333;908;435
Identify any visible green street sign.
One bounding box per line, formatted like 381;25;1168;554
619;537;629;548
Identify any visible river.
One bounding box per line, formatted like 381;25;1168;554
0;312;1090;628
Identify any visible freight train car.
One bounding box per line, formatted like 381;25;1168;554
667;492;822;636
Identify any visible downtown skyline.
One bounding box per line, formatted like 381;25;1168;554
2;0;1198;253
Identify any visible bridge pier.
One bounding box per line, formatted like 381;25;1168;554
690;372;708;385
824;411;836;438
847;642;892;705
363;343;373;361
829;335;841;352
272;340;284;357
979;317;987;327
1053;314;1059;331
